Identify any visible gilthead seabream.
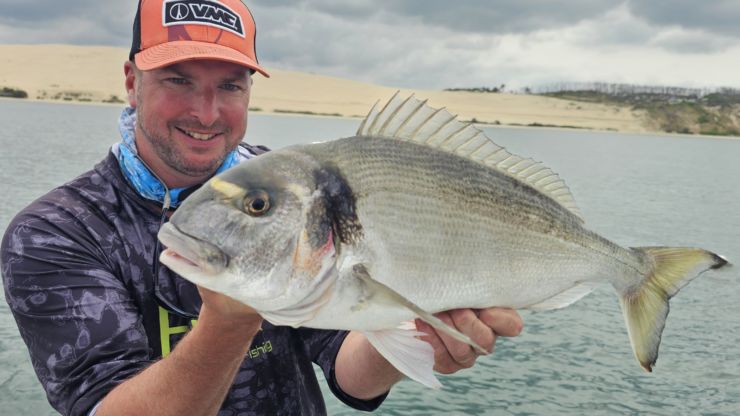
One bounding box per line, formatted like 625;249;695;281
158;93;729;388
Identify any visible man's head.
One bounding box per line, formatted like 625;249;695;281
125;0;268;189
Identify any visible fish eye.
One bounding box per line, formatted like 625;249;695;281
244;190;271;216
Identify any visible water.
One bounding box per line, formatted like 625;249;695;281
1;99;738;415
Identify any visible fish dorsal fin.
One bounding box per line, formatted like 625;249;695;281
357;92;583;221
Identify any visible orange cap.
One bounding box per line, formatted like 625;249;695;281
129;0;269;76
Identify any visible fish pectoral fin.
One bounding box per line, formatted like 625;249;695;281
352;264;488;355
363;326;441;389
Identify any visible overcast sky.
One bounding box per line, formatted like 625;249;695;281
1;0;738;90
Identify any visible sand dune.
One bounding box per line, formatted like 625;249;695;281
0;44;648;132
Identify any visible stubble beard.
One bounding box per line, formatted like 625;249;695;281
136;100;229;180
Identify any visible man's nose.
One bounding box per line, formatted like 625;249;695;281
191;88;219;127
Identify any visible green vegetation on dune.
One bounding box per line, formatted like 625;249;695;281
103;95;125;104
542;88;740;137
644;101;739;136
274;109;343;117
445;84;507;93
0;87;28;98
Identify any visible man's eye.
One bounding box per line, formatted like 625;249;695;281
221;83;243;92
166;77;189;85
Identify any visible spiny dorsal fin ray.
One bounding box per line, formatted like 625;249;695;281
357;92;584;221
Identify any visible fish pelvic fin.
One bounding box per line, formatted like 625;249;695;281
621;247;729;372
350;262;486;388
353;264;487;355
364;324;442;389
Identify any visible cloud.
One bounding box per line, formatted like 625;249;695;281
649;28;736;54
0;0;134;46
560;4;736;54
627;0;740;38
0;0;738;89
247;1;740;89
250;0;622;34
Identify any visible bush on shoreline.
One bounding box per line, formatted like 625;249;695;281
0;87;28;98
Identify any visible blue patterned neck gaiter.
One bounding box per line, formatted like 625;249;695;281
114;107;243;208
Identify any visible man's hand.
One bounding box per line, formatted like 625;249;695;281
197;286;262;326
415;308;523;374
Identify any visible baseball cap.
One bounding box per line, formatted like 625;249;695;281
129;0;269;76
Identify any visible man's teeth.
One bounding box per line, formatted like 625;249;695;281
183;130;218;141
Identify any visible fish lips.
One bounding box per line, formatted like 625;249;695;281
158;222;229;275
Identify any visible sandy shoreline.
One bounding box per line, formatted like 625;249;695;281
1;44;650;133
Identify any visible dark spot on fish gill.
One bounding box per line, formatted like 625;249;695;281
308;166;363;248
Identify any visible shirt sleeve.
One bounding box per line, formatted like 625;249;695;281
1;203;154;416
298;328;389;411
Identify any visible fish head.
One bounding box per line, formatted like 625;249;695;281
157;151;341;312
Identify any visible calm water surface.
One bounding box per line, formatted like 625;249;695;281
0;99;738;415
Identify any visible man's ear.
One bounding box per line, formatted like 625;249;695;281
124;61;137;108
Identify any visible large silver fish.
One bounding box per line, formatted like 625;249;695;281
158;93;728;388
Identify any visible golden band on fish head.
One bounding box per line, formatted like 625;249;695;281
158;149;352;315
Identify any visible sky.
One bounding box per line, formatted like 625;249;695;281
1;0;738;91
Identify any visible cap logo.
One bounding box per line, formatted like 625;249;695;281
163;0;245;38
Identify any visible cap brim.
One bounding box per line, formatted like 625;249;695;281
134;40;269;77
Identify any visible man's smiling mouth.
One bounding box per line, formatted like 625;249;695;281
177;127;220;141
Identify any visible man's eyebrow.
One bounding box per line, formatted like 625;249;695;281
159;65;189;78
156;64;250;82
222;70;251;83
222;76;250;84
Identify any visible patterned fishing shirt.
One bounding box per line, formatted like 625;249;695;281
1;148;386;415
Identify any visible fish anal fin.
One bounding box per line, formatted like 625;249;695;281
526;282;598;311
364;327;442;389
356;92;584;222
352;264;488;354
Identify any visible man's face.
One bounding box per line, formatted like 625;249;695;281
125;59;252;188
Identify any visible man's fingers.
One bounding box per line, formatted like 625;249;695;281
449;308;496;354
415;319;460;373
414;308;524;375
429;311;481;368
440;312;479;367
477;307;524;337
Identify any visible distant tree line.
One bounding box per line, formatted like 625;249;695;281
445;84;506;93
527;82;740;103
442;81;740;107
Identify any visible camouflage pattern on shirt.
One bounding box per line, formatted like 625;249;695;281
1;151;385;415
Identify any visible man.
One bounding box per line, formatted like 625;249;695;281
1;1;523;415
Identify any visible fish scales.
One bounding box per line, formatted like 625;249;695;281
298;135;631;311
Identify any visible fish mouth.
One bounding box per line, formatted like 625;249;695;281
158;222;229;275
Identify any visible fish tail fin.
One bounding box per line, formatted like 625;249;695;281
620;247;728;372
